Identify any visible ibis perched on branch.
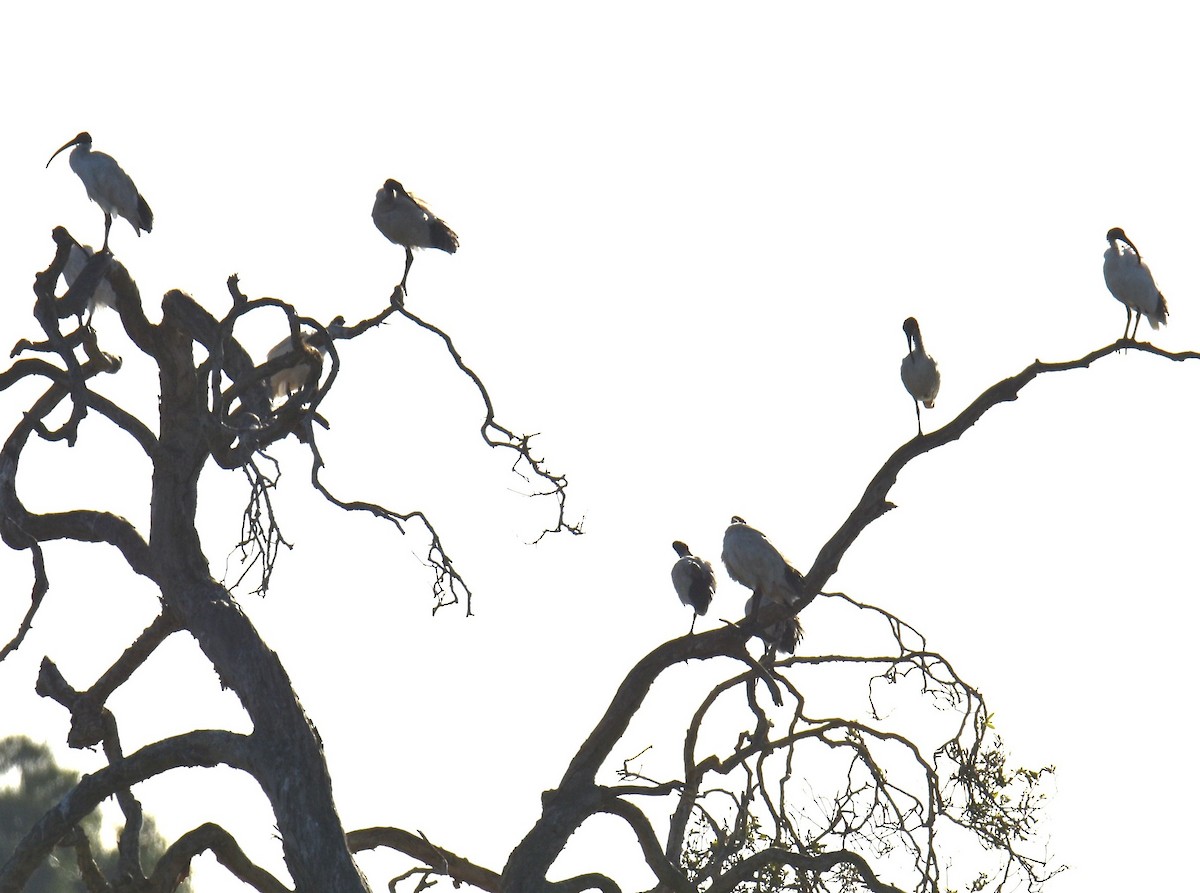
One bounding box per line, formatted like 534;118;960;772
267;331;327;402
900;317;939;436
722;516;806;612
671;541;716;634
46;132;152;252
1103;227;1168;341
372;178;458;294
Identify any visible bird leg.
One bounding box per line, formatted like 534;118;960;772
101;213;113;253
1131;310;1143;341
400;247;415;295
1122;305;1132;341
688;612;698;636
912;397;923;437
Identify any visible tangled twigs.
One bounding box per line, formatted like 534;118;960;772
389;287;581;542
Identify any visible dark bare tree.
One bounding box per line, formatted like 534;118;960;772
0;227;574;893
3;226;1195;893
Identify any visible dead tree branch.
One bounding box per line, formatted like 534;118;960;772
34;611;182;748
388;288;580;542
0;541;47;663
348;827;502;893
806;340;1200;595
502;339;1184;893
147;823;291;893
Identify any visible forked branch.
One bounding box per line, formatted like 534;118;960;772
503;340;1183;893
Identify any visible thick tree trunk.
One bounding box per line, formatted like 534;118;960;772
151;303;368;893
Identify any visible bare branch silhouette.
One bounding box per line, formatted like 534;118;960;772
349;827;502;893
388;287;581;542
148;824;291;893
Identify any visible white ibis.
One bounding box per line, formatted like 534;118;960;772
1103;227;1168;341
46;133;153;252
372;178;458;294
267;332;327;402
743;596;801;655
63;242;116;320
722;516;806;611
900;317;940;436
671;541;716;634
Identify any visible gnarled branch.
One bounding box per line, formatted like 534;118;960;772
0;731;253;893
348;827;501;892
148;823;291;893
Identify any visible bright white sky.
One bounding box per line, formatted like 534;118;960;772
2;3;1198;892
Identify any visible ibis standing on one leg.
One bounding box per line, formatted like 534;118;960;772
1103;227;1168;341
671;541;716;635
900;317;940;437
46;132;152;252
372;179;459;295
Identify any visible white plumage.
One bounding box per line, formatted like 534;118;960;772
267;332;327;402
372;178;459;294
721;516;806;611
47;132;152;252
900;316;939;436
671;541;716;634
1103;227;1168;341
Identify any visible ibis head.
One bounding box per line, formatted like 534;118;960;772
1107;227;1138;256
46;132;92;168
672;541;691;558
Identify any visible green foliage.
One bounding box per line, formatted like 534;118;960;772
682;812;790;893
0;736;183;893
